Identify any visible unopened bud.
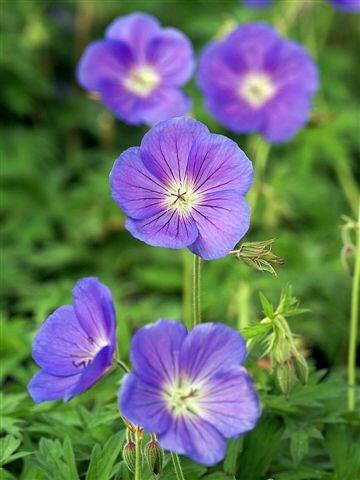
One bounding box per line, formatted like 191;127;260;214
294;353;309;385
145;438;164;477
273;336;292;364
123;439;136;473
276;360;296;396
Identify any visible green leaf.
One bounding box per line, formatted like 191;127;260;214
62;437;79;480
223;437;243;474
85;444;102;480
259;292;274;319
324;424;360;480
237;416;285;480
0;436;20;466
86;432;123;480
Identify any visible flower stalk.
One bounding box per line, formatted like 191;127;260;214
171;452;185;480
348;205;360;411
182;250;193;330
193;255;201;326
247;135;271;216
135;427;142;480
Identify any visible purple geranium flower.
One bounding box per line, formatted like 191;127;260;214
28;278;117;403
328;0;360;11
119;320;260;466
197;22;319;143
110;117;253;260
77;12;194;125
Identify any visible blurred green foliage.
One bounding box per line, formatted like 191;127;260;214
1;0;359;479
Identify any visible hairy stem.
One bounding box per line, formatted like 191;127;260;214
171;452;185;480
116;359;130;373
248;136;271;216
348;203;360;411
182;250;193;330
135;431;142;480
193;255;201;327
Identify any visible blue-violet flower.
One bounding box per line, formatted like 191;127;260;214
119;319;260;465
197;22;319;143
28;278;117;403
110;117;253;260
77;12;194;125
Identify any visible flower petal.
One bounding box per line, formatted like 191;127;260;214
140;117;209;185
187;132;253;195
130;319;187;386
119;372;171;434
146;28;194;85
77;40;133;92
188;193;250;260
197;41;241;96
200;366;261;438
179;323;247;383
28;371;80;403
72;277;116;348
136;88;192;126
125;207;198;250
32;305;91;376
105;12;161;60
65;345;113;401
110;147;167;221
262;86;312;143
267;39;319;93
158;415;226;466
223;22;279;71
98;78;143;125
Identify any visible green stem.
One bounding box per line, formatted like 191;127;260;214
116;359;130;373
237;281;251;331
247;136;271;216
334;162;359;218
193;255;201;327
182;249;192;330
171;452;185;480
135;432;142;480
348;203;360;411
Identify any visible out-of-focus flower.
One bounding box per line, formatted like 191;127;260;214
119;319;260;466
110;117;253;260
243;0;272;8
327;0;360;12
77;12;194;125
28;278;117;402
197;22;319;143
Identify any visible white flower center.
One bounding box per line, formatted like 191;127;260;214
239;73;276;108
164;378;203;417
69;336;108;369
164;181;202;217
123;65;160;97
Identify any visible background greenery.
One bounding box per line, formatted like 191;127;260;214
1;0;359;479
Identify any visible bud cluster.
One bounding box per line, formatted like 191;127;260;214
252;287;310;396
122;429;164;478
229;238;284;276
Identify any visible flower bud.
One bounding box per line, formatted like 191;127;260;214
273;335;292;364
294;353;309;385
122;439;136;473
144;438;164;477
276;360;296;396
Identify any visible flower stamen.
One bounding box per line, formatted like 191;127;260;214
123;65;160;97
239;72;276;108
